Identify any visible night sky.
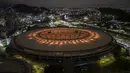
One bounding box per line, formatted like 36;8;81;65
0;0;129;8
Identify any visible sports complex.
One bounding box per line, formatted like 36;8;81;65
9;27;118;66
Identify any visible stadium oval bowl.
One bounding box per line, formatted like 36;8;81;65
9;28;117;57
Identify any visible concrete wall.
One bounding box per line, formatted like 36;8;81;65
0;0;129;8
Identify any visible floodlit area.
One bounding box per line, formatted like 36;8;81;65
14;55;47;73
97;54;116;67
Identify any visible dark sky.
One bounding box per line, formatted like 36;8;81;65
0;0;130;8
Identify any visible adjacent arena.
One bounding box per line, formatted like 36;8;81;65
9;28;117;65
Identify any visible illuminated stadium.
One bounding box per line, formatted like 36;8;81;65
8;27;117;65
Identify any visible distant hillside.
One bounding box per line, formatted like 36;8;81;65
98;8;130;22
12;4;50;14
